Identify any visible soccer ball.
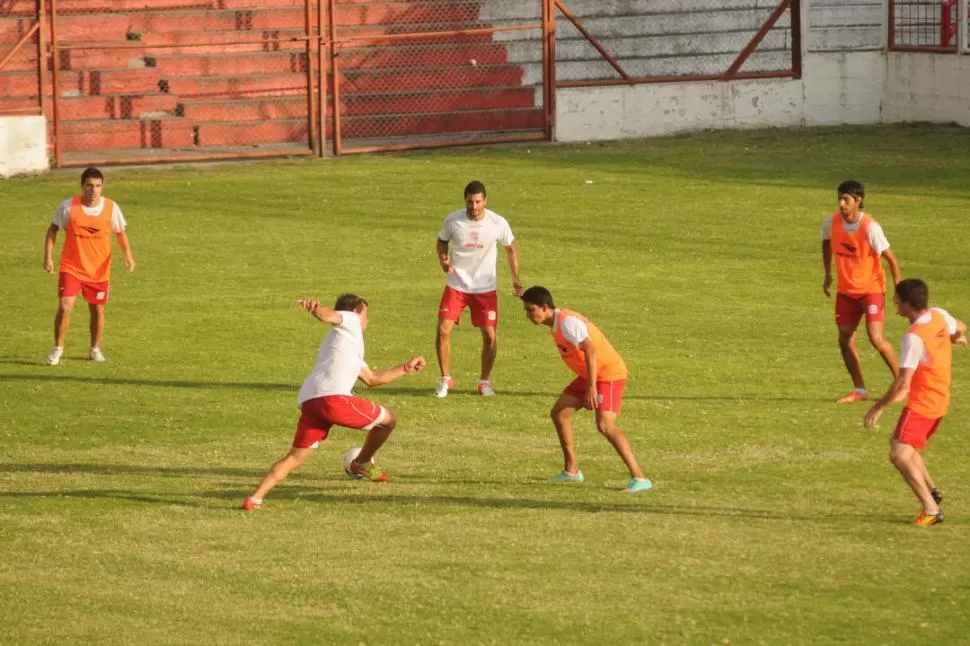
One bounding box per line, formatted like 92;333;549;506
342;447;372;476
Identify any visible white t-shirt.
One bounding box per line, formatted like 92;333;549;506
438;208;515;294
820;213;889;255
53;197;127;232
297;311;368;405
554;310;589;347
899;308;958;369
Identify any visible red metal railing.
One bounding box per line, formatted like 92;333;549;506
2;0;809;166
889;0;960;51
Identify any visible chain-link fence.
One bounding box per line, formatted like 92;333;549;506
328;0;547;154
3;0;814;165
0;1;44;118
551;0;800;86
890;0;960;50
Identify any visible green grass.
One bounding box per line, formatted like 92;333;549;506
2;123;970;645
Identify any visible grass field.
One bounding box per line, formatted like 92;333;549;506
2;124;970;645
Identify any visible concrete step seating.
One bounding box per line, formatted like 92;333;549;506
0;1;542;154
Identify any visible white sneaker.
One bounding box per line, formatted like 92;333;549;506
434;377;453;398
477;382;496;396
46;347;64;366
89;348;106;362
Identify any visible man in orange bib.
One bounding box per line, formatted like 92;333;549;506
864;279;966;527
521;286;652;493
821;180;901;403
43;168;135;365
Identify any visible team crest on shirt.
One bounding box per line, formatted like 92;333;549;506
463;230;484;250
867;304;878;315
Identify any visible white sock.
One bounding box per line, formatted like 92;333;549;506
855;388;868;396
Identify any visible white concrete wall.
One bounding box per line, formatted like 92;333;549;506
0;116;48;178
555;50;886;141
884;52;970;126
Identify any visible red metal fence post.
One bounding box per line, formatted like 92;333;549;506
49;0;61;166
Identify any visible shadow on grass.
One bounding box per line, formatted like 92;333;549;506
0;466;909;525
0;373;825;402
1;486;821;521
214;488;910;524
0;462;271;479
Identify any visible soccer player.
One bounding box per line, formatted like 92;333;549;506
864;279;966;527
434;180;523;398
43;167;135;365
243;294;425;511
821;180;901;403
520;286;652;493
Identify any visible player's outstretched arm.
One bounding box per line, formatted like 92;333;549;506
505;243;522;296
881;248;901;286
115;230;136;272
297;299;342;325
43;224;58;273
953;318;968;347
437;239;454;274
863;368;914;428
358;356;426;387
821;240;832;297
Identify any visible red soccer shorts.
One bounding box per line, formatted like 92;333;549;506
835;292;884;327
437;285;498;327
563;378;627;413
892;407;943;451
59;272;109;305
292;395;386;449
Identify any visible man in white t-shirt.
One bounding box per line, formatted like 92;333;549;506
43;167;136;365
820;180;901;403
243;293;426;511
434;181;523;398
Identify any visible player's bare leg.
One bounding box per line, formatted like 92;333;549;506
595;411;646;480
435;318;455;377
911;450;937;495
866;319;899;378
54;295;77;347
837;325;867;402
551;394;582;475
89;302;105;349
355;410;397;464
435;319;456;397
249;446;314;502
478;325;497;381
889;440;938;513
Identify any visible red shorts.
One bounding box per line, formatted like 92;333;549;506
563;378;627;413
892;407;942;451
438;285;498;327
835;292;884;327
59;272;109;305
292;395;386;449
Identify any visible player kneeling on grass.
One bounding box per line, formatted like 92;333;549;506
243;294;425;511
863;279;967;527
520;286;652;493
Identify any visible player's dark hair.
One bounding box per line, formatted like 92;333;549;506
896;278;929;311
837;180;864;209
333;293;368;313
521;286;555;309
81;167;104;185
464;181;487;198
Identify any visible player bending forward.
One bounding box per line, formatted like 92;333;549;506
243;294;425;511
864;279;967;527
521;286;653;493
